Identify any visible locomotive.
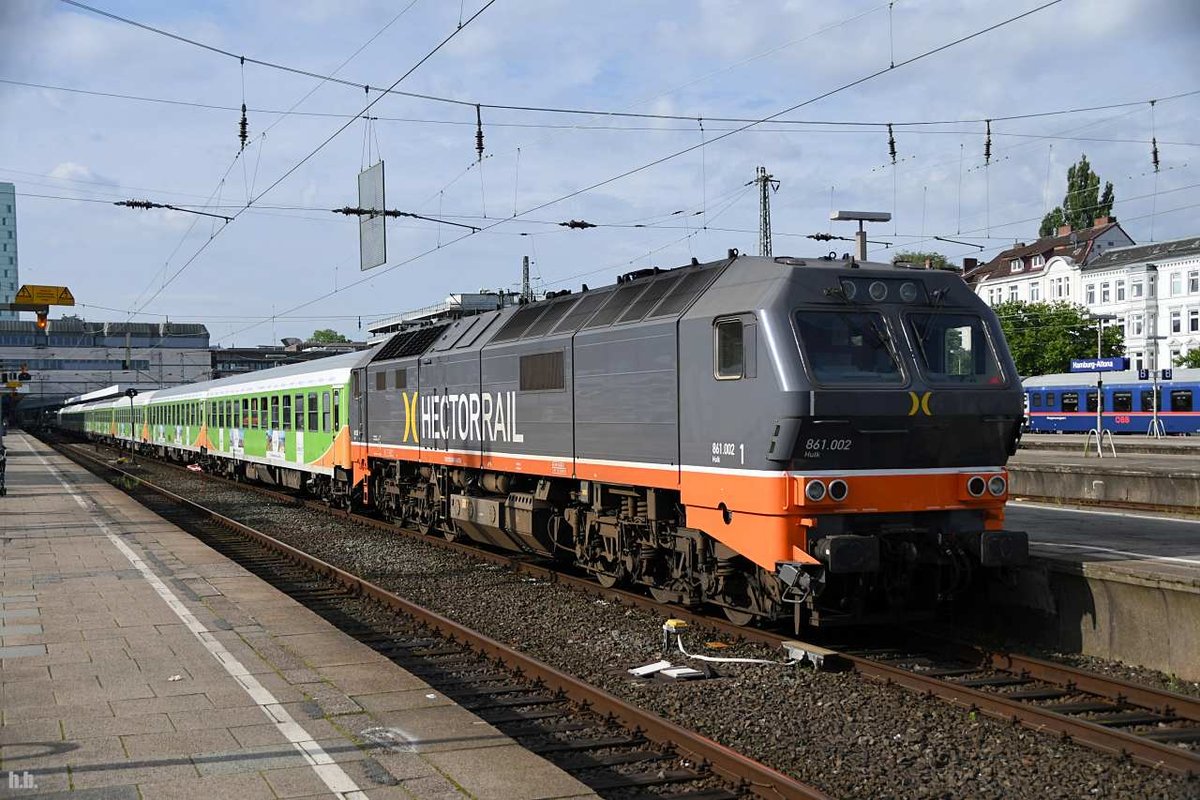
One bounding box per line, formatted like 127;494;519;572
58;251;1028;627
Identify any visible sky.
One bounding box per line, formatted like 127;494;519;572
1;0;1198;346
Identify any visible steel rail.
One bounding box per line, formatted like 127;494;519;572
53;440;831;800
58;439;1200;777
839;650;1199;776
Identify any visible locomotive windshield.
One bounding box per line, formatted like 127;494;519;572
907;312;1005;385
794;310;903;384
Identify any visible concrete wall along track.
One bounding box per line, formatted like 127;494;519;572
986;502;1200;682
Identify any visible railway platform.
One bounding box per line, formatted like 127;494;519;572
1008;447;1200;510
983;501;1200;682
0;431;597;800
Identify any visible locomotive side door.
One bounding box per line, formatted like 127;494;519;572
350;367;367;445
421;356;448;453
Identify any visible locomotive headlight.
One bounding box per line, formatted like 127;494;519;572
966;475;987;497
987;475;1007;497
840;279;858;300
899;281;919;302
805;480;827;502
868;281;888;301
828;479;849;502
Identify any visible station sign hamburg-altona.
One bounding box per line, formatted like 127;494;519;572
1069;357;1129;373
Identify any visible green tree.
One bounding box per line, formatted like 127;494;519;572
1039;154;1115;237
310;328;349;343
1175;348;1200;369
992;300;1123;377
893;250;952;270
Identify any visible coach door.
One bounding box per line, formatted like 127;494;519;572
351;367;367;444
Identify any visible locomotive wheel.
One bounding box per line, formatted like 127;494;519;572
596;572;620;588
721;606;756;626
442;523;464;543
649;586;678;604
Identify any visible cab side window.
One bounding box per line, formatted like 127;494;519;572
714;317;756;380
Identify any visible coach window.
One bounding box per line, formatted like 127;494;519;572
282;395;292;430
308;392;319;431
1171;389;1194;412
1085;391;1100;413
1141;389;1161;412
295;394;305;430
261;396;269;428
250;398;259;428
1046;392;1055;408
1061;392;1079;412
1030;393;1042;409
322;391;331;432
352;372;361;401
1112;392;1133;412
271;396;280;430
394;368;406;389
376;371;386;391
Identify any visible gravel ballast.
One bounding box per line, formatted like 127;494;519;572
92;452;1197;799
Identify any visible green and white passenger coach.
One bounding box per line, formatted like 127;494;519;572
58;351;362;503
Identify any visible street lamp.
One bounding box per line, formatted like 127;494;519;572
1146;335;1166;438
830;210;891;262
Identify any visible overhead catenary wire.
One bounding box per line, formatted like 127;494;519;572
10;75;1199;140
45;3;1200;129
122;0;498;322
37;0;1190;343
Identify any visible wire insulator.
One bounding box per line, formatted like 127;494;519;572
1149;99;1160;173
887;123;896;165
239;102;249;152
984;119;992;165
475;104;484;162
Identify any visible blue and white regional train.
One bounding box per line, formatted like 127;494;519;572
1023;368;1200;434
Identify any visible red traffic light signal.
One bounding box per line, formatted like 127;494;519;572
35;311;48;330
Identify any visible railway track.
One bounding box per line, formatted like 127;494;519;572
57;438;1200;779
52;438;829;800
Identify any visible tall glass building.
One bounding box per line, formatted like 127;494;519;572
0;182;17;321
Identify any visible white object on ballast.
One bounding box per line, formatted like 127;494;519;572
628;659;672;677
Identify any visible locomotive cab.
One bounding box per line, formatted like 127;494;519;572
678;254;1027;626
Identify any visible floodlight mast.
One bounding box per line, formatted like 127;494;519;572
830;210;891;262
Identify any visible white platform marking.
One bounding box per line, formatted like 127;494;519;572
1029;541;1200;566
1011;499;1200;525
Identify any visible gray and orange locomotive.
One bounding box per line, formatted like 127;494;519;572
353;250;1026;626
66;251;1029;627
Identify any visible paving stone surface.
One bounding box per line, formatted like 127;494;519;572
0;432;597;798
